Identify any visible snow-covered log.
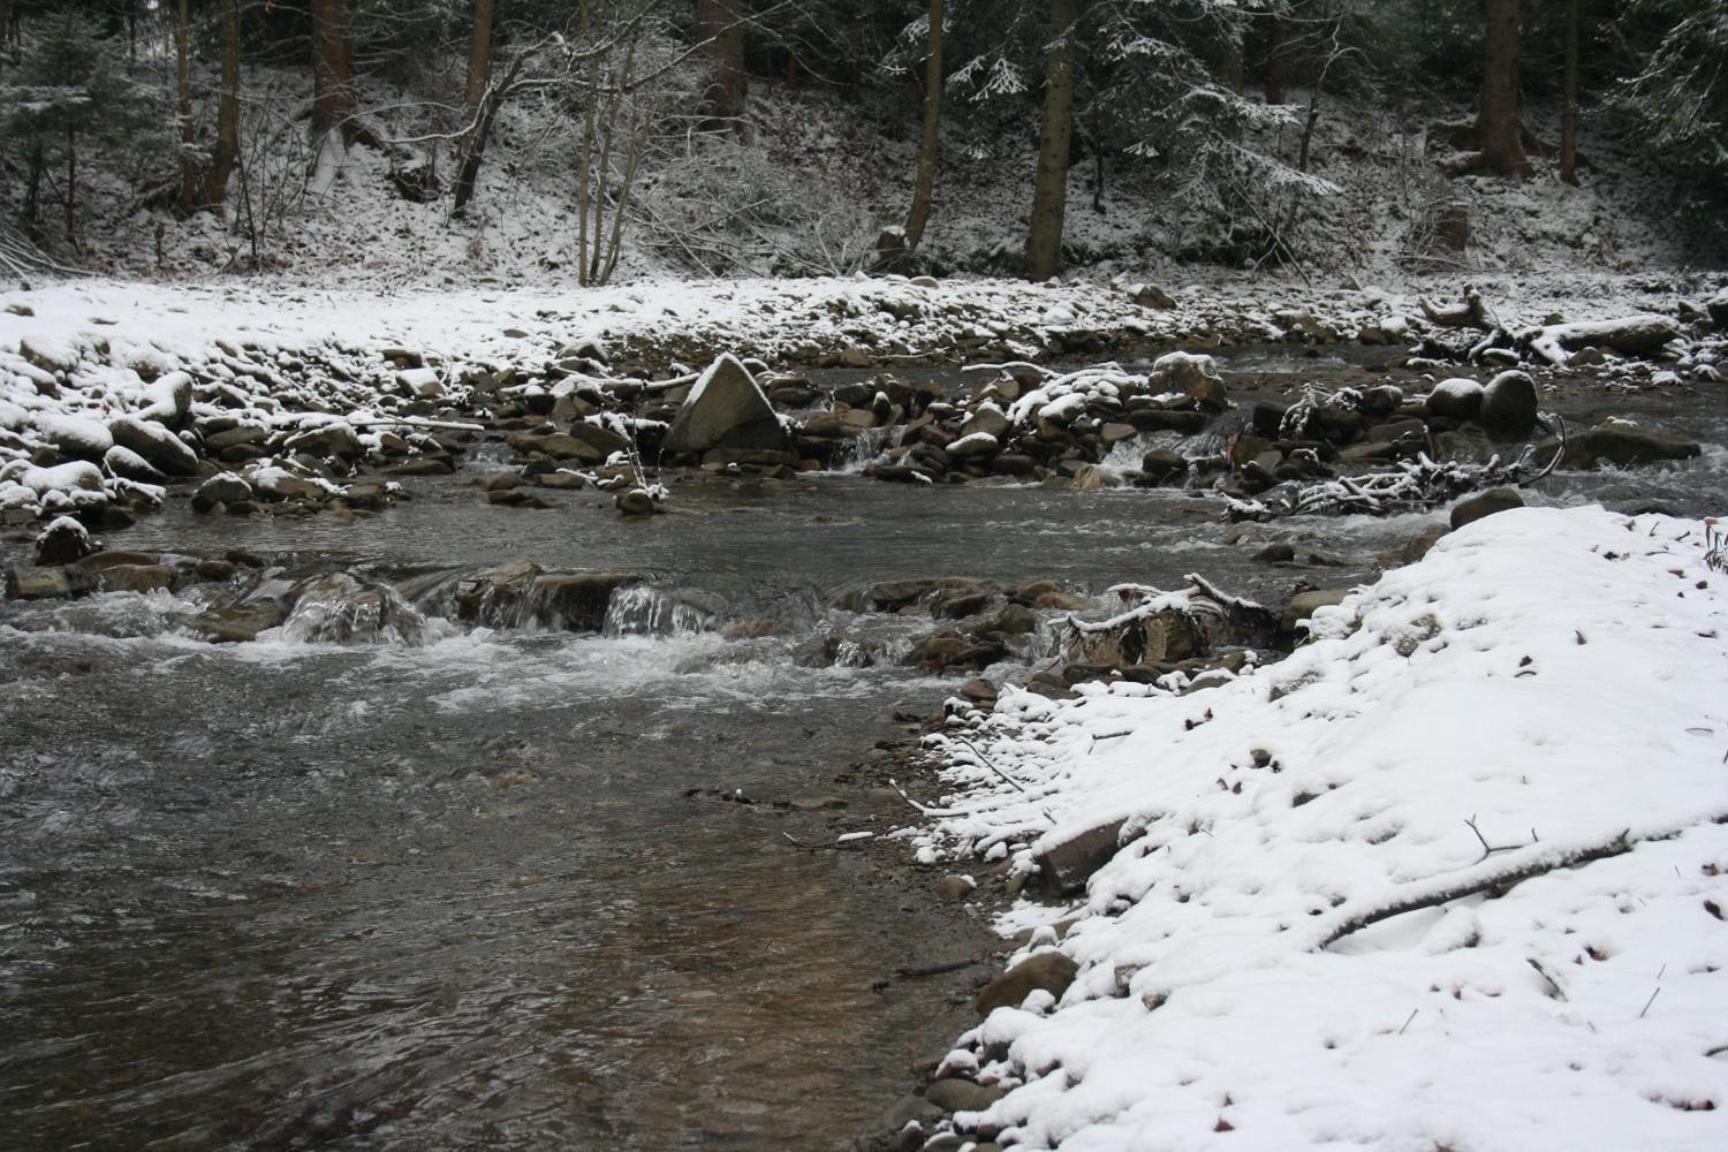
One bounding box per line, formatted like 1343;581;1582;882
1519;314;1684;366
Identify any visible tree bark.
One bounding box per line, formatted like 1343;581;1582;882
1559;0;1579;185
1475;0;1530;179
1024;0;1079;281
311;0;357;139
207;0;242;208
174;0;199;217
696;0;747;132
64;122;76;246
453;0;497;214
1264;12;1285;105
902;0;944;252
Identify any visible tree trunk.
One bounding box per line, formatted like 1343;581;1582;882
64;123;76;246
207;0;242;208
1264;13;1285;105
1475;0;1530;179
311;0;357;139
1024;0;1079;281
174;0;199;216
1559;0;1579;185
696;0;747;132
453;0;497;214
902;0;943;253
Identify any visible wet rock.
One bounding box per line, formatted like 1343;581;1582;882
1138;449;1187;485
1550;423;1703;470
1478;370;1539;440
1037;818;1127;895
95;564;177;594
959;405;1012;441
935;875;978;902
192;473;254;513
932;587;994;619
488;488;553;509
109;415;198;477
1281;588;1353;637
382;456;455;476
615;488;656;517
906;630;1005;673
1450;487;1524;530
947;432;998;460
338;482;389;511
507;430;605;464
1127;407;1210;435
5;565;90;600
1254;542;1296;563
969;602;1039;638
959;678;997;705
977;952;1079;1015
1425;378;1484;422
35;515;94;565
187;600;287;643
563;420;633;458
926;1078;1006;1113
662;354;791;456
991;453;1039;476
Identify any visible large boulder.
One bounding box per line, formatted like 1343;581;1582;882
1150;351;1228;411
662;354;791;457
1426;377;1484;422
110;415;199;476
1478;371;1539;440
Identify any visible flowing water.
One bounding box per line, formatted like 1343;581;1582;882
2;368;1723;1152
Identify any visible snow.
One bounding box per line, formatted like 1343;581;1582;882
911;507;1728;1151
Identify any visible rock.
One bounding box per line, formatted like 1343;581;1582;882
103;444;165;483
192;473;254;513
1478;370;1539;440
969;603;1039;638
35;515;94;565
1138;449;1188;485
5;565;89;600
109;415;199;476
140;371;194;427
960;405;1012;440
663;354;792;456
1709;287;1728;329
1281;588;1353;637
947;431;999;460
33;412;113;460
1100;421;1137;445
926;1078;1006;1114
19;334;77;374
1450;487;1524;530
935;875;978;902
1129;283;1176;310
1151;351;1228;411
1550;423;1703;470
1037;818;1128;894
488;488;553;509
977;951;1079;1015
506;431;605;463
284;421;362;459
615;488;656;517
906;630;1004;673
1254;542;1296;563
1425;378;1484;422
186;600;287;643
563;420;634;458
95;564;177;594
1129;406;1210;434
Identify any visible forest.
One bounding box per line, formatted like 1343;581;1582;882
0;0;1724;283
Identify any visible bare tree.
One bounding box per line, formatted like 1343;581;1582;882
174;0;199;216
207;0;242;208
1560;0;1579;185
902;0;944;253
696;0;747;131
452;0;497;214
1025;0;1080;280
1476;0;1530;178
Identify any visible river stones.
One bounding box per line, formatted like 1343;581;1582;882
976;951;1079;1015
32;412;112;460
35;515;94;565
284;421;362;460
1425;377;1484;422
109;415;198;476
614;488;655;517
1281;587;1353;637
193;473;255;513
103;444;165;483
926;1078;1006;1113
662;354;791;456
1037;819;1128;895
1549;423;1703;470
1478;370;1539;440
935;875;978;901
1150;351;1228;411
1450;487;1524;530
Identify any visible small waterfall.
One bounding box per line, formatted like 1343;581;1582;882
602;585;717;637
280;573;433;645
834;426;898;474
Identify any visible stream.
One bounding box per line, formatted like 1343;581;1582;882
2;364;1723;1151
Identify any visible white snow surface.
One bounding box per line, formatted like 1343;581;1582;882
914;506;1728;1151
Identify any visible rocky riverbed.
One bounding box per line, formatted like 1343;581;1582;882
2;278;1725;1151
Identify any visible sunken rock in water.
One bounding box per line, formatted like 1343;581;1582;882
35;515;94;565
976;951;1079;1015
109;415;199;476
662;354;791;456
1425;378;1484;422
1450;486;1524;530
1551;422;1703;470
1478;370;1539;440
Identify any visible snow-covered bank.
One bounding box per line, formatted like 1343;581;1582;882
910;507;1728;1151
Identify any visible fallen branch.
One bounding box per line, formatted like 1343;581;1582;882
1519;315;1683;367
